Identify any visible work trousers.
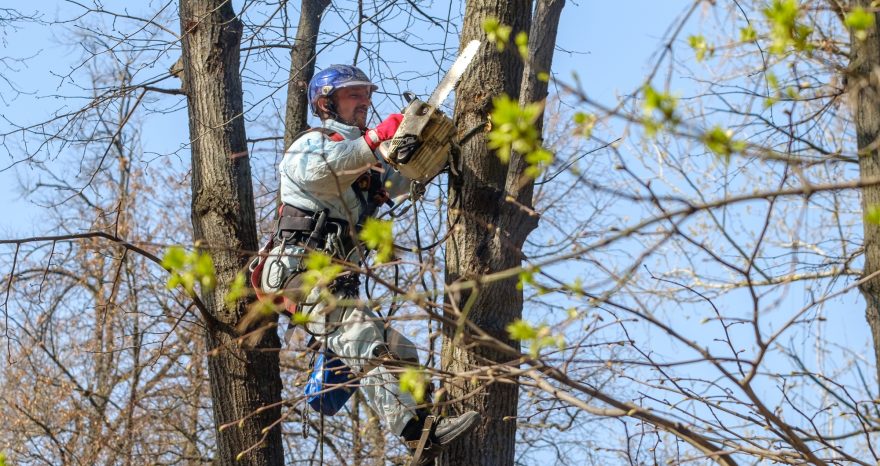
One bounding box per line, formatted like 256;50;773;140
268;244;419;435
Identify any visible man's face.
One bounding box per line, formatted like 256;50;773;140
328;85;372;129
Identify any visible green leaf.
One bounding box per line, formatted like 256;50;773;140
740;25;757;42
763;0;813;54
846;7;875;41
766;72;779;91
193;252;213;276
482;16;499;33
161;246;187;271
517;269;534;291
162;246;216;295
167;273;182;290
573;112;597;138
643;118;660;137
359;218;394;263
193;252;216;290
525;147;553;167
515;31;529;60
687;35;713;62
180;272;196;295
537;71;550;82
1;450;7;466
507;319;538;341
528;325;557;357
524;151;552;178
292;311;312;326
300;251;343;294
643;86;677;121
483;16;512;51
225;272;248;306
535;334;560;353
305;250;332;270
487;94;553;177
642;85;679;134
399;367;428;403
251;299;276;318
846;7;875;30
865;204;880;225
565;277;585;295
702;126;745;162
555;334;566;350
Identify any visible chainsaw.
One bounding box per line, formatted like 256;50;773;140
379;40;481;185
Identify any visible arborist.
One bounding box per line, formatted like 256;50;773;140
259;64;479;462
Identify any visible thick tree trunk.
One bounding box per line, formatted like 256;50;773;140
179;1;284;464
441;1;534;465
850;2;880;389
283;0;331;149
506;0;565;209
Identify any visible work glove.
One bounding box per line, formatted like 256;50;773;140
364;113;403;151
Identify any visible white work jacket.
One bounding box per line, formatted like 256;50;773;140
279;119;408;225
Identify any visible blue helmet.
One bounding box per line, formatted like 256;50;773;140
308;64;378;116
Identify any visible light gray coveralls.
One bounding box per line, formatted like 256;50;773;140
262;118;419;435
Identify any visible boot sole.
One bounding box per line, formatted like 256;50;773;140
433;411;481;445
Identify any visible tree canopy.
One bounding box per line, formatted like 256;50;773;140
2;1;880;465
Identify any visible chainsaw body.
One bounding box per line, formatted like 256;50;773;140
379;97;456;184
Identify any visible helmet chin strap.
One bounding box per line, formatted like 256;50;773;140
322;98;365;130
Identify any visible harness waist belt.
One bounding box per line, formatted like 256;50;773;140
279;204;349;233
277;204;357;257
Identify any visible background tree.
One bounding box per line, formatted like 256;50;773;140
849;0;880;388
0;58;213;465
7;1;880;465
283;0;331;148
177;1;284;463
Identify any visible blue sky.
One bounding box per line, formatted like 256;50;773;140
9;2;873;463
0;0;697;237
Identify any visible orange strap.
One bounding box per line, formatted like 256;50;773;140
251;128;343;317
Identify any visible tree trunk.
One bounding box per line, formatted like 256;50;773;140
283;0;331;149
850;1;880;389
179;1;284;464
507;0;565;209
441;1;535;465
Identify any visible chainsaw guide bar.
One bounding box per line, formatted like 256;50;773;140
379;40;481;185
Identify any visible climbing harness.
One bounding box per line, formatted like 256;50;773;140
246;123;468;466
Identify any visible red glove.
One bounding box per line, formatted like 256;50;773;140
364;113;403;150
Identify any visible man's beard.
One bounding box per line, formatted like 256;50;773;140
351;107;368;129
335;109;368;130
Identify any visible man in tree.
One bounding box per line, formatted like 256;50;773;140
260;64;480;462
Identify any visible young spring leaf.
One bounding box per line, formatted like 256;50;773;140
399;367;428;403
359;218;394;264
507;319;538;341
846;7;875;41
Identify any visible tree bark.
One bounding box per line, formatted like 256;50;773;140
440;1;538;465
507;0;565;210
851;2;880;389
283;0;331;149
179;1;283;464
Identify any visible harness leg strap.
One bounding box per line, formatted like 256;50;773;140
360;343;418;374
